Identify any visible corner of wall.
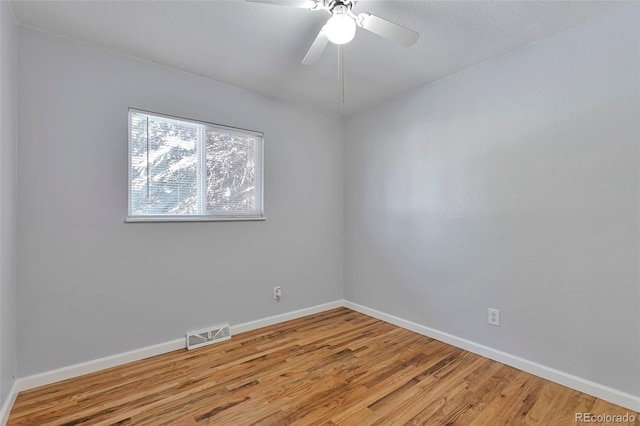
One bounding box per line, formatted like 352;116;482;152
0;0;19;419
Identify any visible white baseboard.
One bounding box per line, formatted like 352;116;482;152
10;300;344;398
343;300;640;413
230;300;344;335
14;338;185;393
5;298;638;423
0;380;19;426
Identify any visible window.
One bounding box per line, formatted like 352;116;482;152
127;109;264;221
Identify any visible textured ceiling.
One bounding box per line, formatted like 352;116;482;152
10;0;625;115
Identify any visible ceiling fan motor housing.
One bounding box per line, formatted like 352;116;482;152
325;0;354;14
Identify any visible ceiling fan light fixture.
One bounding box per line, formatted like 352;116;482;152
323;8;356;45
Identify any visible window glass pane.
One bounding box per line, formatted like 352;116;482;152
128;109;263;220
129;112;199;215
205;130;258;212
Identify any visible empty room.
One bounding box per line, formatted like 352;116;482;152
1;0;639;424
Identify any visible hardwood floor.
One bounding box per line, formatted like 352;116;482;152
8;308;639;425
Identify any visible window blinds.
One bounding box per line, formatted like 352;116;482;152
128;109;264;220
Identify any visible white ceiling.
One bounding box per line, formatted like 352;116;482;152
10;0;625;115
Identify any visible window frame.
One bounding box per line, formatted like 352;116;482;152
126;108;265;223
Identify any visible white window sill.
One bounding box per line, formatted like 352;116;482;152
125;216;266;223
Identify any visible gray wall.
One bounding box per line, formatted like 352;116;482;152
17;28;343;376
344;4;639;396
0;0;18;407
11;1;640;403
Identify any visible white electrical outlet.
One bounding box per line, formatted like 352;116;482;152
488;308;500;326
273;286;282;301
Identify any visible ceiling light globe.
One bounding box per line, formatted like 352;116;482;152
324;14;356;45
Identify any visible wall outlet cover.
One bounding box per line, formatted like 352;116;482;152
488;308;500;326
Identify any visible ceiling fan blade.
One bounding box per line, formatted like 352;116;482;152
245;0;320;9
357;13;419;47
302;30;329;65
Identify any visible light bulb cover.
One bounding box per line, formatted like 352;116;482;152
323;13;356;45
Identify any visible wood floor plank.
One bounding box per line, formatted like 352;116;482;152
8;308;639;425
467;370;539;426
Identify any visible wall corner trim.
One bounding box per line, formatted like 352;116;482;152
0;380;19;426
343;300;640;412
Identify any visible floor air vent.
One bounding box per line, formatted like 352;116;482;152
186;324;231;350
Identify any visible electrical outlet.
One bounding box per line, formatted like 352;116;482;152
488;308;500;326
273;286;282;301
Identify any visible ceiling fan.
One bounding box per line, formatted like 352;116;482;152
245;0;420;65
